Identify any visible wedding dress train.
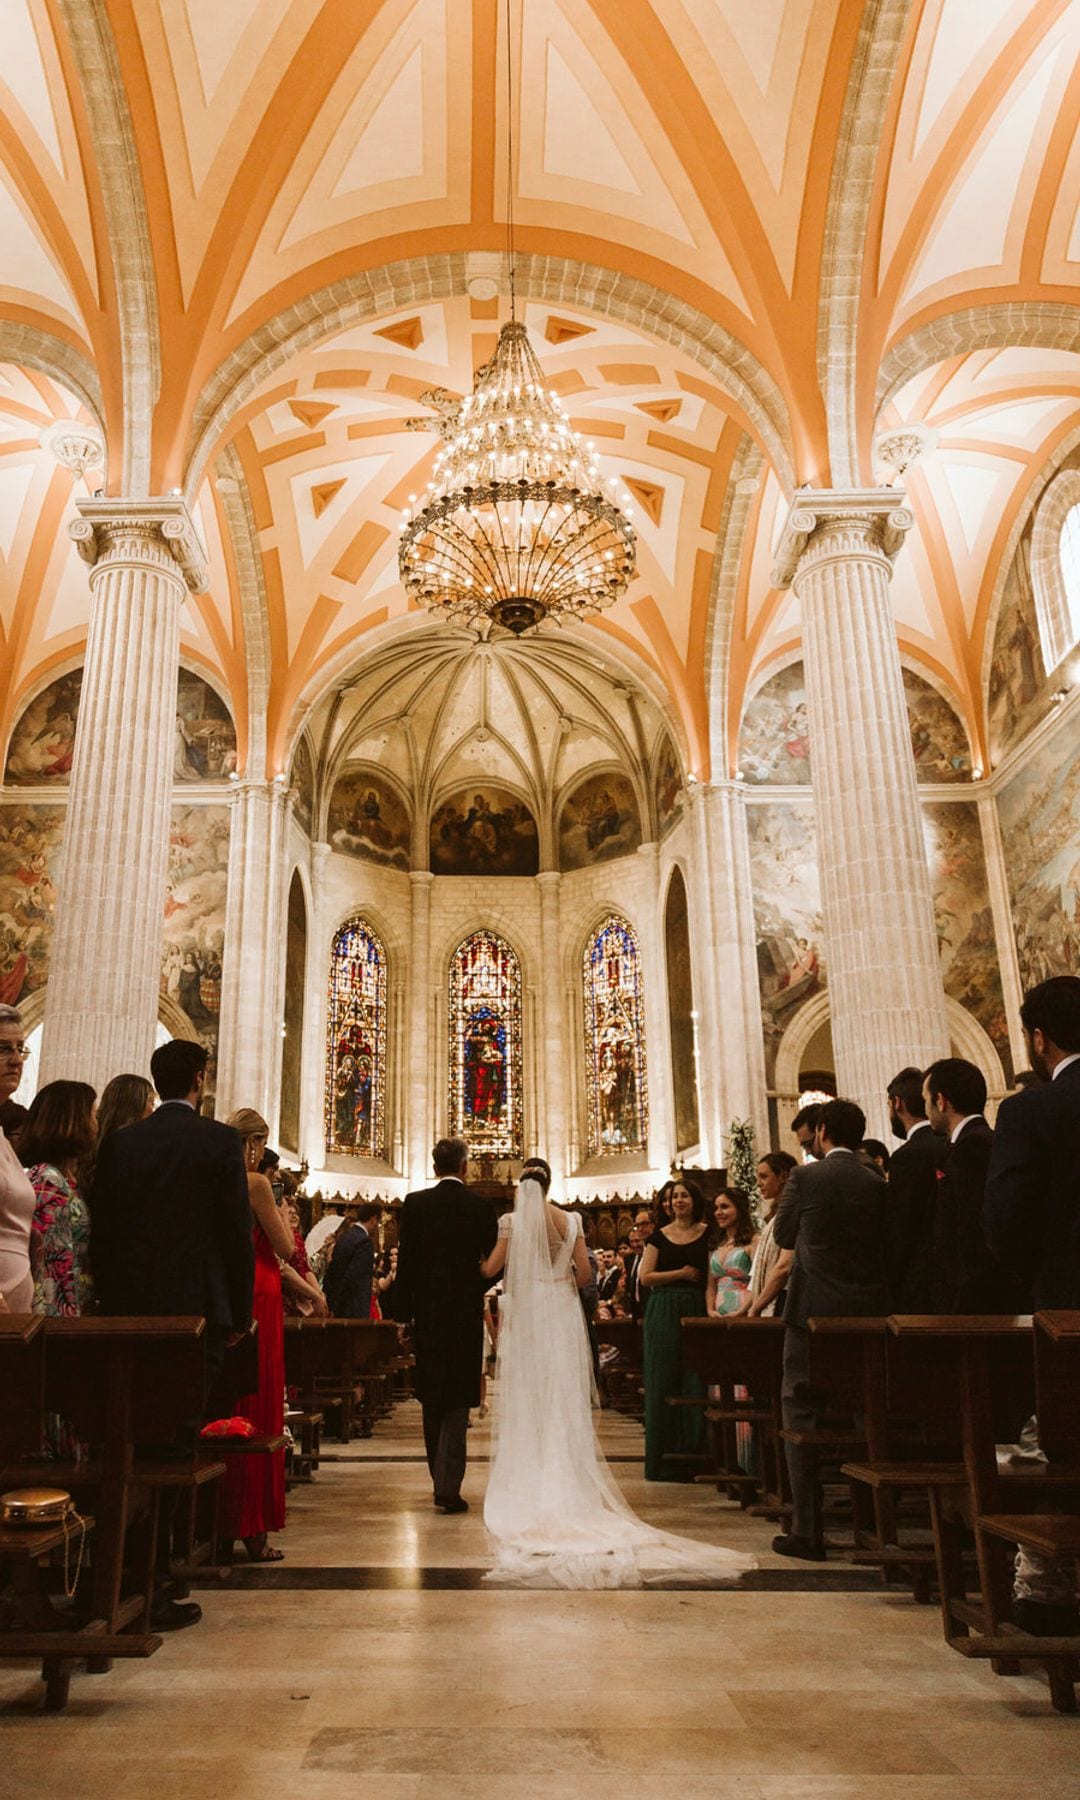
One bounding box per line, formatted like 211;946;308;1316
483;1178;755;1589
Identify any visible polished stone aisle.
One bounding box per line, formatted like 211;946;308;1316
2;1400;1077;1796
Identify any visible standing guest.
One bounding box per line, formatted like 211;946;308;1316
985;976;1080;1635
706;1187;758;1317
924;1058;1023;1313
597;1249;623;1303
281;1199;328;1317
884;1065;947;1310
747;1153;797;1318
772;1098;890;1559
860;1139;891;1175
220;1107;295;1563
97;1072;155;1143
374;1244;398;1317
0;1005;34;1308
324;1200;382;1317
23;1081;97;1320
1011;1069;1040;1094
305;1204;346;1282
627;1209;655;1322
791;1102;823;1161
639;1176;710;1481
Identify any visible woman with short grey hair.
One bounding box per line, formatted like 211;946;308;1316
0;1005;35;1308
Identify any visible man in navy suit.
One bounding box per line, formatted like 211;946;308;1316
324;1199;382;1318
923;1057;1025;1313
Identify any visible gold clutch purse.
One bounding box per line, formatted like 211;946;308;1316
1;1486;74;1524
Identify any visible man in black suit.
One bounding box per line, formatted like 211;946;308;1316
884;1065;947;1309
393;1137;497;1513
324;1199;382;1318
924;1057;1024;1313
772;1097;890;1559
985;976;1080;1634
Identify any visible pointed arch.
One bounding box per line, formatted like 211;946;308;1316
325;914;387;1158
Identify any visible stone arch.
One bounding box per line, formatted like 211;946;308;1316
773;988;1008;1107
1029;468;1080;674
0;324;102;427
704;434;765;778
876;303;1080;419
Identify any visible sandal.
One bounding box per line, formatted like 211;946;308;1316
244;1538;285;1563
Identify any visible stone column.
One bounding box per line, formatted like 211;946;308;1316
39;498;207;1091
299;842;331;1169
773;490;949;1141
536;871;567;1183
977;794;1027;1078
214;778;289;1123
635;841;675;1175
407;871;434;1186
692;781;771;1157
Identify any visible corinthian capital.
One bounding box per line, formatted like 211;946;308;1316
69;496;209;593
770;488;914;589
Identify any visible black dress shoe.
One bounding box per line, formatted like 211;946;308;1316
772;1532;826;1561
150;1596;203;1632
435;1497;469;1514
1011;1597;1080;1637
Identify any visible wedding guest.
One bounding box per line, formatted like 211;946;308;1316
924;1058;1025;1312
306;1203;346;1282
97;1072;155;1144
639;1175;710;1481
860;1139;891;1174
706;1187;758;1317
220;1107;295;1563
791;1102;823;1160
281;1198;327;1317
325;1199;382;1318
0;1005;34;1308
23;1080;97;1319
747;1152;797;1318
884;1065;946;1310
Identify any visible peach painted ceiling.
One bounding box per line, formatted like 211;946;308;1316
0;0;1077;779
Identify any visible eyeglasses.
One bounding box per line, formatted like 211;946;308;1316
0;1043;29;1062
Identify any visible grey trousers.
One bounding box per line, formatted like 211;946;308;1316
781;1325;820;1542
422;1402;469;1502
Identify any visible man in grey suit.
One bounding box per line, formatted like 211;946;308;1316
771;1097;890;1559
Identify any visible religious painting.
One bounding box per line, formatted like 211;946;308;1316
279;871;306;1152
988;546;1049;763
746;801;825;1081
583;914;649;1158
654;734;683;837
0;805;65;1004
325;916;387;1159
430;786;539;877
160;805;230;1099
174;670;238;782
558;771;642;870
923;801;1011;1078
328;767;410;870
903;669;971;782
448;931;523;1158
739;663;812;784
998;708;1080;993
4;671;82;785
290;734;315;838
664;867;699;1152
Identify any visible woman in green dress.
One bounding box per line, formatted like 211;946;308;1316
639;1176;710;1481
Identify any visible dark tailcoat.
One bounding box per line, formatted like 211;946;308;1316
985;1059;1080;1311
884;1122;948;1311
392;1178;498;1410
772;1150;890;1325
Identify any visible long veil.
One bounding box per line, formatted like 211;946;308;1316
483;1178;755;1589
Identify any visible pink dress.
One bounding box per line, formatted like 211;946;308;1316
0;1127;35;1309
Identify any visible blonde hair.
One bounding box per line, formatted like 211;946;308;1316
227;1107;269;1145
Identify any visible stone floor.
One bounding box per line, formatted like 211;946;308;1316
2;1400;1078;1796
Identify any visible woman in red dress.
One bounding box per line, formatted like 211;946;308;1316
222;1109;293;1561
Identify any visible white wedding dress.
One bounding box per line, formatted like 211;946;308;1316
483;1177;755;1589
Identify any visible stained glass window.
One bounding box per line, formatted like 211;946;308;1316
448;930;523;1158
584;913;649;1157
325;917;386;1158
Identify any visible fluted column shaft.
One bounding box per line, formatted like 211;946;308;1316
300;842;331;1168
694;781;770;1156
40;500;206;1091
215;780;289;1123
407;871;434;1186
977;794;1026;1077
780;493;949;1139
536;871;567;1182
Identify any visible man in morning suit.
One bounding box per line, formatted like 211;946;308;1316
392;1137;498;1512
884;1065;947;1310
771;1097;890;1559
985;976;1080;1635
924;1057;1025;1313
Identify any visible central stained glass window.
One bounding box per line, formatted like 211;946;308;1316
325;916;386;1158
583;913;648;1157
448;930;523;1157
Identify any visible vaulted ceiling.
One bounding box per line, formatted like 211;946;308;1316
0;0;1077;782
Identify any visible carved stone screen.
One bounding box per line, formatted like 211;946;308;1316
583;913;649;1157
325;916;387;1158
448;930;523;1158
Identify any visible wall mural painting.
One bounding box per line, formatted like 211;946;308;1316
584;914;649;1158
998;709;1080;992
558;771;642;870
923;801;1011;1079
328;767;410;870
747;802;824;1082
448;930;523;1158
174;670;237;782
654;734;683;837
325;917;387;1159
664;867;700;1152
430;786;539;877
903;670;971;783
161;805;230;1099
740;664;812;784
988;548;1049;763
0;806;64;1005
290;735;315;838
4;671;82;785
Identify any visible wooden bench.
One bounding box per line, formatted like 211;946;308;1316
592;1318;643;1414
284;1319;399;1441
680;1318;787;1506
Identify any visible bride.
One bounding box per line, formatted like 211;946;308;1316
479;1159;755;1589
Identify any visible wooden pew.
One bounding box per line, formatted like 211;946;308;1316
680;1318;787;1508
284;1319;399;1441
592;1318;643;1415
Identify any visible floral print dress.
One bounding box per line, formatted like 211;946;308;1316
28;1162;93;1318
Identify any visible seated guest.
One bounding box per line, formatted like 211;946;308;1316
325;1199;382;1318
281;1197;328;1317
706;1187;758;1317
924;1057;1026;1313
747;1152;797;1318
639;1175;710;1480
221;1107;296;1563
97;1072;155;1144
0;1005;34;1308
884;1065;946;1311
22;1080;97;1320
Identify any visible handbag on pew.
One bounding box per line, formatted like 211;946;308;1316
0;1487;88;1597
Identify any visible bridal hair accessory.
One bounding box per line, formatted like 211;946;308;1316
0;1487;89;1597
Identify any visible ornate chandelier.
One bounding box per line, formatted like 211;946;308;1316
398;318;637;635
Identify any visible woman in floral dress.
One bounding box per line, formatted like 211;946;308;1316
22;1080;97;1320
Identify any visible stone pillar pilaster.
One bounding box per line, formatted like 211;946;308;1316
536;871;567;1184
214;779;289;1123
774;490;949;1141
407;871;434;1186
635;841;674;1175
977;793;1026;1078
39;498;207;1091
693;781;770;1157
300;842;331;1169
